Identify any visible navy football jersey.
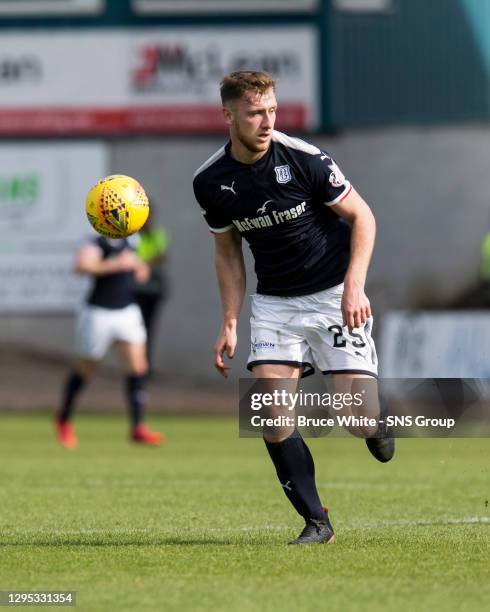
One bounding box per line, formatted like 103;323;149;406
193;130;352;297
86;237;136;309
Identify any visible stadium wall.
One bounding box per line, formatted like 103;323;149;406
0;126;487;384
328;0;490;126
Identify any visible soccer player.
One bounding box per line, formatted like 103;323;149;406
55;236;164;448
193;71;394;545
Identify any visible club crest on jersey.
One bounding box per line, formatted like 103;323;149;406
274;165;292;184
328;161;345;188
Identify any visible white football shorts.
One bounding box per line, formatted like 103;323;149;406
75;303;147;360
247;283;378;377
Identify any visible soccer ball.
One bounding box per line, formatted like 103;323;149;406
85;174;149;238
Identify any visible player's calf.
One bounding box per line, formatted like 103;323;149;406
365;398;395;463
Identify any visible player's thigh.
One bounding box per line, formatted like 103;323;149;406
308;311;378;376
247;294;312;441
247;294;314;377
305;284;378;377
311;318;378;377
75;357;98;379
112;304;147;346
74;305;112;361
252;363;303;379
252;363;302;442
115;341;148;376
329;373;379;437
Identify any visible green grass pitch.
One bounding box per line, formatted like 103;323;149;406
0;414;489;611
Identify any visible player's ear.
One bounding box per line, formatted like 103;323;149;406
222;104;233;126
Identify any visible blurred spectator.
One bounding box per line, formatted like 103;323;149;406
480;229;490;305
55;235;164;449
134;212;170;374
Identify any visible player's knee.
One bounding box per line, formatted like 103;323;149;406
361;424;379;438
76;359;98;379
129;360;148;377
263;428;295;444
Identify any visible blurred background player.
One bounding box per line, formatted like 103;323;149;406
134;210;170;375
55;235;164;448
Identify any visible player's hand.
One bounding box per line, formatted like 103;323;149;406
116;250;140;272
341;280;371;331
135;262;150;283
214;322;237;378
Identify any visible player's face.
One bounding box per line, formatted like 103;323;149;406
225;88;277;155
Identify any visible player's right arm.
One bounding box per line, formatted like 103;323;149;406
214;229;246;378
74;243;141;276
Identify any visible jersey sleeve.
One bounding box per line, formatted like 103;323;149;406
80;235;103;251
307;150;352;206
193;175;234;234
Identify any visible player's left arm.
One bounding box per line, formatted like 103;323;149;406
330;188;376;331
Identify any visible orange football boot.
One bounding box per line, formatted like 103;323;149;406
131;424;165;446
56;420;79;449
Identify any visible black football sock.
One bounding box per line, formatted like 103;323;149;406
58;372;86;423
299;435;317;480
373;393;390;436
264;432;326;521
125;375;147;428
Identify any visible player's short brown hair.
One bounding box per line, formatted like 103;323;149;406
220;71;276;105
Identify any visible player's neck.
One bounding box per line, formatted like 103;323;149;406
229;139;269;165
